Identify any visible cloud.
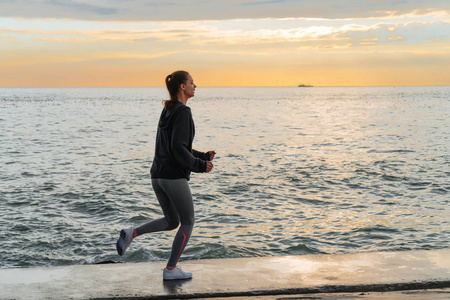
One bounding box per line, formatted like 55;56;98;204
2;14;448;49
0;36;16;44
1;1;448;87
388;35;404;41
47;0;117;16
0;0;448;21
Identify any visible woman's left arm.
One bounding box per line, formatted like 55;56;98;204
192;150;216;161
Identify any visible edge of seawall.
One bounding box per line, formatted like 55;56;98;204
1;248;449;299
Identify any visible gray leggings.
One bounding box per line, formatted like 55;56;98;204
135;178;194;267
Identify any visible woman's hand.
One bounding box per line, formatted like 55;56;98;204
206;161;214;173
208;151;216;161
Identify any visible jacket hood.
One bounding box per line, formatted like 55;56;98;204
159;101;188;130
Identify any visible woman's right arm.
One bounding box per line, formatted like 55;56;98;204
170;108;208;173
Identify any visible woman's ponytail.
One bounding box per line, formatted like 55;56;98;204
164;71;189;110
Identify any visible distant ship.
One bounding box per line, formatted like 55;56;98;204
298;83;313;87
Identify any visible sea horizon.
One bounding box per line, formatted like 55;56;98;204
1;85;449;88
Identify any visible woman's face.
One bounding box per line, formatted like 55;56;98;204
182;74;197;99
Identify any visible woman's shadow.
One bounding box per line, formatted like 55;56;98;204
163;278;193;295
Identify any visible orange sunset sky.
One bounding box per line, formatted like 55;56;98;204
0;1;449;87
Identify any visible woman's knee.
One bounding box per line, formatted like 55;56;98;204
166;219;180;230
181;216;195;227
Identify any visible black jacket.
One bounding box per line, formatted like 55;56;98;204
150;101;210;180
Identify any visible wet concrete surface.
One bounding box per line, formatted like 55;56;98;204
210;288;450;299
0;249;449;299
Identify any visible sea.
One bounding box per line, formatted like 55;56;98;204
0;86;449;269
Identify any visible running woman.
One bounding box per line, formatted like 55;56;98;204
116;70;215;280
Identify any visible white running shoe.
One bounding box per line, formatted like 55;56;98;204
163;266;192;280
116;227;133;256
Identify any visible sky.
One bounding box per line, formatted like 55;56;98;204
0;0;449;86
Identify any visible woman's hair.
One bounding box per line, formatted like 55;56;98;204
164;70;189;110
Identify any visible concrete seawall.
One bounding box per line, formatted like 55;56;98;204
1;249;449;299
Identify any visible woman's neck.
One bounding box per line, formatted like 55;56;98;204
177;92;188;105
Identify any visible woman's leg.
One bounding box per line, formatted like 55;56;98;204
134;178;180;235
116;178;179;256
124;178;194;269
156;178;195;268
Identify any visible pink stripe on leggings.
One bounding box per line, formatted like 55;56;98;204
175;230;187;264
